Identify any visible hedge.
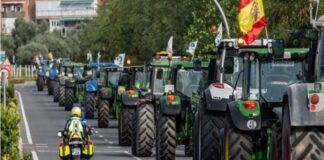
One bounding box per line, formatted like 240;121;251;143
0;81;26;160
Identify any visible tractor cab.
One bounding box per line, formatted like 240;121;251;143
224;39;309;160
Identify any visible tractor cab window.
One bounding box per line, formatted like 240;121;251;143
74;67;84;79
224;57;243;87
66;67;73;74
176;69;208;97
153;67;170;95
99;70;107;86
108;71;121;86
134;71;145;89
242;56;259;100
119;72;131;86
261;60;302;102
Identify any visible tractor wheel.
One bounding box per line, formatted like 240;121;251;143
270;122;282;160
37;77;44;91
48;80;53;95
156;113;176;160
226;126;254;160
193;105;224;160
53;82;59;102
134;103;155;157
118;106;135;146
85;93;95;119
98;99;110;128
58;86;65;106
64;88;74;111
131;110;138;156
282;104;324;160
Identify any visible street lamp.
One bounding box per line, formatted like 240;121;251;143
126;59;131;65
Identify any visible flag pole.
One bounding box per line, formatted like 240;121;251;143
265;26;269;40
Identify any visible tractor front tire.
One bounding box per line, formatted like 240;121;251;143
193;105;224;160
64;88;74;111
118;106;135;146
98;99;110;128
133;103;155;157
37;78;44;91
85;93;96;119
53;82;59;102
58;86;65;106
282;104;324;159
156;113;176;160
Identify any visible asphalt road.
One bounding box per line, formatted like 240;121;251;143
16;83;191;160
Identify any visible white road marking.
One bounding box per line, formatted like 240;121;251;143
99;135;103;138
124;151;142;160
108;141;113;144
16;90;39;160
95;130;99;134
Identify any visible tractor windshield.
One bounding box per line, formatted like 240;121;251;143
153;67;170;95
135;71;149;89
108;71;121;86
74;67;84;79
260;60;302;102
176;69;208;97
242;58;259;100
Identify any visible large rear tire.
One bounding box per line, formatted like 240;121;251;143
98;99;110;128
193;105;224;160
53;82;59;102
226;126;253;160
282;104;324;160
65;88;74;111
37;77;44;91
85;93;96;119
118;106;135;146
58;86;65;106
133;103;155;157
156;113;176;160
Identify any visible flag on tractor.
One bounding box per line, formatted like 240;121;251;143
238;0;267;45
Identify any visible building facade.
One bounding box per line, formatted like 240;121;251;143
36;0;97;32
1;0;35;34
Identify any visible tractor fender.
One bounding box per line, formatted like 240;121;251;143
285;83;324;126
99;87;113;99
38;69;46;77
49;68;58;79
228;101;261;131
204;83;233;111
65;80;75;88
85;80;98;92
159;95;181;116
121;92;139;106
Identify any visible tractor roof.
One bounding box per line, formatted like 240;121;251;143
239;48;309;59
89;62;118;69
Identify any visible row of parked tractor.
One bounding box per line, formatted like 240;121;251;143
34;11;324;160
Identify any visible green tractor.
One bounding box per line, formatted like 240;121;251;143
64;63;87;111
131;51;190;157
155;60;209;159
97;66;129;128
83;63;118;119
118;66;145;146
281;2;324;159
53;63;64;102
193;40;244;160
58;64;73;107
219;39;309;160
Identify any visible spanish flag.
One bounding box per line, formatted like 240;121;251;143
238;0;267;45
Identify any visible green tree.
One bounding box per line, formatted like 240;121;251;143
0;34;16;61
17;42;48;64
12;17;38;48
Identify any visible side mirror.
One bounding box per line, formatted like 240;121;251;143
157;69;164;79
193;60;202;71
271;39;284;58
224;57;234;74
